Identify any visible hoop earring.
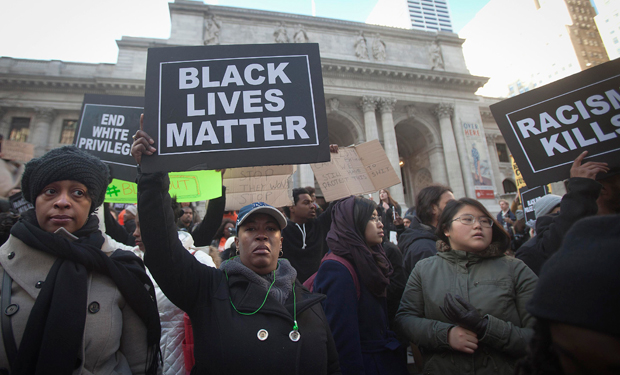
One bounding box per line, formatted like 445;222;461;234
279;249;283;257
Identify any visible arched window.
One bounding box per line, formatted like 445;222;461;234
503;179;517;194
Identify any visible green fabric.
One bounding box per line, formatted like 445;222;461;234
395;249;538;374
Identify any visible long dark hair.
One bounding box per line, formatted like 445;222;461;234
416;184;452;226
214;218;235;240
435;198;510;252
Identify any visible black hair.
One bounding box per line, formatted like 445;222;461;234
292;187;310;205
213;218;235;241
514;319;563;375
304;186;316;195
352;197;378;239
435;197;510;251
416;184;453;226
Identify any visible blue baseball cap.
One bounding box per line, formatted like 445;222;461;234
236;202;288;231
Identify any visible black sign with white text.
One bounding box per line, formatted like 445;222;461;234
141;43;329;173
75;94;143;182
520;185;550;222
491;58;620;187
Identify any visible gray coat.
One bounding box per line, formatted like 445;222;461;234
0;235;150;375
395;247;538;375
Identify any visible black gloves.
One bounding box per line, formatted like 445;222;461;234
440;293;488;337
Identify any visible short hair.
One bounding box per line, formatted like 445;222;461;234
304;186;316;195
416;185;453;226
292;187;310;206
499;199;509;205
353;197;378;239
435;198;510;251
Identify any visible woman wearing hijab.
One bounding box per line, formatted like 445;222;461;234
131;127;340;375
395;198;538;374
312;196;409;375
0;146;160;374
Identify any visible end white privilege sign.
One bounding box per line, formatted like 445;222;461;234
490;58;620;187
141;43;330;173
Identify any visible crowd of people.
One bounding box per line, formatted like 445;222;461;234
0;126;618;375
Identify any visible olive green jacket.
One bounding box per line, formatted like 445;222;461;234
395;247;538;375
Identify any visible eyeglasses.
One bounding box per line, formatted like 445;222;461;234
369;215;381;223
451;214;494;228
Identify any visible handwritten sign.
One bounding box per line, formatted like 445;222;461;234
223;165;295;210
1;140;34;162
104;170;222;204
311;140;401;202
9;192;34;214
141;43;329;173
491;58;620;187
511;155;527;191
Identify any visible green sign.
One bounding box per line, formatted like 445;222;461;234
104;170;222;204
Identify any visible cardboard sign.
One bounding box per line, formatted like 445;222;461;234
1;140;34;162
104;170;222;204
9;192;34;214
223;166;295;210
520;185;550;222
310;140;401;202
141;43;329;173
490;58;620;187
75;94;144;182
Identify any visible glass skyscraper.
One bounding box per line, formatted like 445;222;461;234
407;0;454;32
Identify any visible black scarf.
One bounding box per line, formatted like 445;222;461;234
9;209;160;375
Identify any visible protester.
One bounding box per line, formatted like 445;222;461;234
132;126;341;375
124;204;138;235
402;214;413;228
376;189;401;243
515;151;608;275
516;215;620;375
177;206;194;232
596;169;620;215
511;210;530;253
396;197;538;374
132;211;216;375
496;198;516;234
282;152;338;283
305;186;324;215
398;184;454;276
0;145;160;374
312;196;409;375
211;218;235;251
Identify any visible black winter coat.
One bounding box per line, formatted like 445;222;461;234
397;216;437;277
138;172;341;375
516;177;601;275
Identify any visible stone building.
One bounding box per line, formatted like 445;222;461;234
0;0;526;210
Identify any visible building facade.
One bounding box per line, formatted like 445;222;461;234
0;0;523;210
593;0;620;60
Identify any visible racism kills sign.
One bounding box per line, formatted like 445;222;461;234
140;43;329;173
490;58;620;187
75;94;143;182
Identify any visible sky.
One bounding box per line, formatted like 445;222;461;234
0;0;490;64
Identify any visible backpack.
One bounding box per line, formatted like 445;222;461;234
303;252;361;300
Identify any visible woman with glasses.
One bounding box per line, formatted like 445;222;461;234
395;198;538;375
310;196;409;375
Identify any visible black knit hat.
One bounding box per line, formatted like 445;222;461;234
526;215;620;338
21;146;110;213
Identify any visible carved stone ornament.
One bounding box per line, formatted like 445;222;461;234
429;40;444;70
274;22;289;43
433;103;453;119
204;15;222;45
406;105;419;119
378;97;396;114
354;31;369;60
294;24;309;43
34;107;56;123
328;98;340;112
359;96;377;112
372;34;386;61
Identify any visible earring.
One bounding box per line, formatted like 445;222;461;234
236;248;240;255
279;249;283;257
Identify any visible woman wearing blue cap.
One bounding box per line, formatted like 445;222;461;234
131;127;341;375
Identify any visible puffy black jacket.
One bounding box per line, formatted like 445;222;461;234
397;216;437;277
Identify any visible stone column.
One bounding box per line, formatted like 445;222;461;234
298;164;315;189
0;107;8;138
32;108;56;157
359;96;379;142
434;104;465;198
486;134;504;196
427;145;449;186
450;111;475;198
378;97;405;205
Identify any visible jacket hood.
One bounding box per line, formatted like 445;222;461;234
398;217;437;249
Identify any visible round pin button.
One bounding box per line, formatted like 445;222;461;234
289;330;300;342
257;329;268;341
88;302;100;314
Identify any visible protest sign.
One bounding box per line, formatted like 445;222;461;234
1;140;34;162
223;166;295;211
520;185;550;222
510;155;527;191
75;94;143;182
141;43;329;173
462;121;494;199
490;58;620;187
9;192;34;214
104;170;222;204
311;140;401;202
